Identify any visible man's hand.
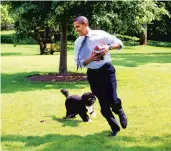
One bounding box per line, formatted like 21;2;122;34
91;51;102;61
83;51;101;66
93;44;110;58
83;44;111;66
99;44;109;57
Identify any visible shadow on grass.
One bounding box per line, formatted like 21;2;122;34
1;52;53;56
111;52;171;67
1;71;88;94
1;52;171;93
1;52;23;56
52;116;82;127
1;133;171;151
40;116;82;127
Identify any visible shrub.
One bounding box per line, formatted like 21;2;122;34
1;32;36;44
116;34;139;42
18;37;37;44
1;34;15;43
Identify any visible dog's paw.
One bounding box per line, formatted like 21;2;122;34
63;114;76;120
90;111;96;118
88;119;92;122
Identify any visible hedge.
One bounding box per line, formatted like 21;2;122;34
1;31;139;44
1;33;37;44
116;34;139;42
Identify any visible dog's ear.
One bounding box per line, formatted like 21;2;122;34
91;93;96;100
81;92;96;104
81;92;91;103
81;93;88;102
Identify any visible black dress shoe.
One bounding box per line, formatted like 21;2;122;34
118;109;127;129
108;131;119;137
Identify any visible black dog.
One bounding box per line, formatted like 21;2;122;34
61;89;96;122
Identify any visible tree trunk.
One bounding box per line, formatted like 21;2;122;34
140;24;147;45
39;41;45;55
59;14;68;75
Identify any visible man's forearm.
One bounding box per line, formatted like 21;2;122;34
110;43;122;50
83;58;92;66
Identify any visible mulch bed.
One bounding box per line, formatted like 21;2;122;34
26;73;87;82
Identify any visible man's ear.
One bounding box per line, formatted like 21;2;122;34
84;22;88;26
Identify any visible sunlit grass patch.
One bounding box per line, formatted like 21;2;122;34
1;43;171;151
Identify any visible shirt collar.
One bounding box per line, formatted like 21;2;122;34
85;28;92;38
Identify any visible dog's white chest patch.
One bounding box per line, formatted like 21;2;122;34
86;106;94;113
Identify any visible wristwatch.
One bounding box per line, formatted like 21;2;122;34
108;44;113;50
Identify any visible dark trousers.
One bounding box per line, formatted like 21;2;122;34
87;62;122;132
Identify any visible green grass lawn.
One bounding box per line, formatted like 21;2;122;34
1;42;171;151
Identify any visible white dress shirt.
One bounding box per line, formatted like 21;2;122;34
74;29;123;69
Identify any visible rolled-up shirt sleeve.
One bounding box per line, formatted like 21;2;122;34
105;32;123;50
111;35;123;49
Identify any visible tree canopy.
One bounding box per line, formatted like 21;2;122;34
0;3;14;30
3;1;170;74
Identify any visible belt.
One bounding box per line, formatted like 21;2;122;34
87;62;110;72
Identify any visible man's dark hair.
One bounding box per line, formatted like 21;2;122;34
73;16;89;25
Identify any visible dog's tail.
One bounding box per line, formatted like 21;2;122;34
61;89;69;98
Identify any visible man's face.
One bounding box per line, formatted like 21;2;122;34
73;21;87;36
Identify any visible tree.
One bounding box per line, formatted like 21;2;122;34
9;1;169;75
11;1;58;55
90;0;169;45
148;1;171;42
136;1;169;45
10;1;106;74
0;3;14;30
48;1;109;74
